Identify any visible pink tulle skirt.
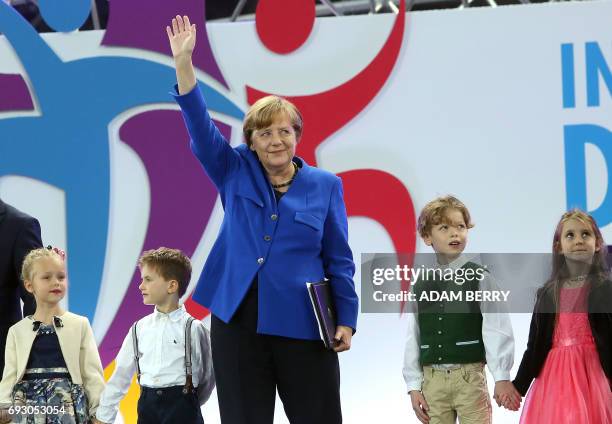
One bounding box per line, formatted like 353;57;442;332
520;314;612;423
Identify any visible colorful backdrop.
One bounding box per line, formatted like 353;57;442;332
1;0;611;422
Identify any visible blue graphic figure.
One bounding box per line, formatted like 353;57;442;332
0;3;243;321
565;124;612;227
38;0;90;32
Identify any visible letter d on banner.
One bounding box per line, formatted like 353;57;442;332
564;124;612;227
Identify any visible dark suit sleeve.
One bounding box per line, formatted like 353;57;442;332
591;283;612;388
512;303;540;396
14;217;42;316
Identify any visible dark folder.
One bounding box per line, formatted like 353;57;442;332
306;280;337;349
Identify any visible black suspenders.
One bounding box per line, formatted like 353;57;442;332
131;316;196;394
183;317;195;394
131;321;142;384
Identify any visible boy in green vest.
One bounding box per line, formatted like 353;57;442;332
402;196;520;423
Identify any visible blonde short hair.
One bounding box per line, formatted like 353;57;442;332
21;247;64;282
418;195;474;238
138;247;192;297
243;96;303;147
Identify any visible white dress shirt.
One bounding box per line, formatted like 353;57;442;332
96;305;215;423
402;254;515;393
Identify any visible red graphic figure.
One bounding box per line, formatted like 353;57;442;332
249;0;417;263
256;0;316;54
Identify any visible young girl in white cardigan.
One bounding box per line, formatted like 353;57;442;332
0;247;105;423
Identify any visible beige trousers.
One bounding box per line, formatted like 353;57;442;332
421;362;492;424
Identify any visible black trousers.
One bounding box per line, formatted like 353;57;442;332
0;325;8;377
211;280;342;424
137;385;204;424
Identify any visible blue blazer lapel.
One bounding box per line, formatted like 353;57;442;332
236;177;264;208
240;145;279;209
285;157;313;206
237;146;315;210
233;145;267;207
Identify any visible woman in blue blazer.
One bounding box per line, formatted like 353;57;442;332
167;16;358;424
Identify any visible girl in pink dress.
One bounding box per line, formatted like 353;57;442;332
512;209;612;424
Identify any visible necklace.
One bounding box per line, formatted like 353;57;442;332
565;274;588;288
568;274;587;282
271;162;298;189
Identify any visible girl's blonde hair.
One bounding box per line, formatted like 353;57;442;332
21;247;65;282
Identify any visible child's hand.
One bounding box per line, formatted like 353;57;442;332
409;390;430;423
493;380;521;411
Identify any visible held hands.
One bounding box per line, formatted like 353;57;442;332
493;380;522;411
333;325;353;352
166;15;196;60
409;390;430;423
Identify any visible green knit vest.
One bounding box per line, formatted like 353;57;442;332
414;261;486;365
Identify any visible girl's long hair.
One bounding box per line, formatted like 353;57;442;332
536;209;609;316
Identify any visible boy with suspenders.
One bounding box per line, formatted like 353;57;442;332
95;248;215;424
